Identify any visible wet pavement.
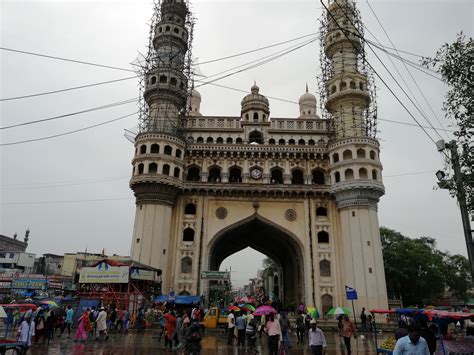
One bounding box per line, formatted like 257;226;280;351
24;329;391;354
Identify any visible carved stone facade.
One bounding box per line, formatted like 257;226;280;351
129;0;388;310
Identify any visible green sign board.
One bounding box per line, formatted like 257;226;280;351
201;271;229;280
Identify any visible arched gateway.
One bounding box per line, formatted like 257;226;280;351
129;0;389;311
208;214;305;305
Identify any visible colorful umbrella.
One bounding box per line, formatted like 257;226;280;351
253;306;277;316
246;297;256;304
227;305;240;312
41;300;59;308
307;306;320;318
327;306;350;316
242;304;256;312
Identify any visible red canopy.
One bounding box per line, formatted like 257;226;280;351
423;310;473;321
369;309;395;314
1;303;37;311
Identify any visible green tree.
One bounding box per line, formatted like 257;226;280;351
380;227;471;306
262;257;279;271
423;33;473;213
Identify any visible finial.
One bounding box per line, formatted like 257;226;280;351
306;83;308;93
13;233;17;240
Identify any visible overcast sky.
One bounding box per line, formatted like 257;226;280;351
1;0;472;288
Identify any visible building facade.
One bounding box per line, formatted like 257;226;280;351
129;0;388;310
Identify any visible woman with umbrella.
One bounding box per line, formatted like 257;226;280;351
341;315;356;354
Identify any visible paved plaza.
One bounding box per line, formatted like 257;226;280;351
26;329;389;354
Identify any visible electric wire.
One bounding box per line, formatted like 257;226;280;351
0;197;133;205
0;76;138;102
0;98;138;130
323;1;439;148
366;0;450;140
0;112;138;146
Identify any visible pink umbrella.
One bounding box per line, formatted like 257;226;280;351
253;306;277;316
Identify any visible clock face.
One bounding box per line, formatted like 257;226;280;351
250;168;262;180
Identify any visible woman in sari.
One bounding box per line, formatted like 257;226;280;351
74;309;92;342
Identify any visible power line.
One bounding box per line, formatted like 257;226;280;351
384;170;435;178
0;98;137;130
0;76;138;102
0;197;133;206
378;118;455;133
364;39;427;59
1;176;129;189
366;0;450;140
0;47;136;73
0;111;138;146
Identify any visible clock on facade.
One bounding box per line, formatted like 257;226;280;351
250;168;262;180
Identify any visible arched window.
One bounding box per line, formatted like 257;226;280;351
320;260;331;277
278;139;285;145
335;171;341;183
318;231;329;243
173;28;179;34
370;150;376;160
184;203;196;215
226;137;233;144
150;144;159;154
196;137;204;143
138;163;144;175
271;169;283;184
331;85;337;94
350;81;356;89
249;130;263;144
165;26;171;32
181;257;192;273
291;169;304;185
345;169;354;181
288;139;295;145
359;82;364;90
162;164;170;175
164;145;172;155
236;138;243;144
186;167;200;181
173;167;180;178
182;228;195;242
308;139;315;146
253;112;259;122
245;114;249;121
359;168;368;179
343;149;353;160
159;75;167;83
170;77;177;86
140;145;147;154
148;163;158;174
206;137;214;143
332;153;339;163
340;82;347;91
179;290;190;296
316;207;327;217
268;139;276;145
208;167;221;182
229;166;242;183
150;76;157;85
175;149;182;158
312;170;325;185
321;294;333;316
357;148;366;159
372;169;378;180
298;139;305;145
216;137;224;144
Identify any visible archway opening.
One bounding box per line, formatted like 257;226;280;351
208;215;305;308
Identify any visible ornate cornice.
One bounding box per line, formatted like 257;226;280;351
331;180;385;209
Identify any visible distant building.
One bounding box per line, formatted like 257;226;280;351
0;251;36;274
33;253;64;276
0;232;29;252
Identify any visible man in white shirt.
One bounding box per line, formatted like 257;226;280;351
393;325;430;355
308;319;327;355
227;311;235;345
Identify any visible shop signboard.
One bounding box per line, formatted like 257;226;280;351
11;277;47;290
79;265;129;284
130;268;156;281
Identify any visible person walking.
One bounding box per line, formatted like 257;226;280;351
308;319;327;355
296;311;305;345
4;308;14;339
163;311;178;351
236;312;246;346
60;305;74;338
341;315;356;355
227;310;235;346
136;307;145;332
184;321;202;355
265;312;282;355
245;315;258;353
360;308;367;332
121;308;130;333
44;307;56;344
393;325;430;355
17;315;35;350
95;307;108;341
279;311;291;349
74;310;91;342
34;309;45;343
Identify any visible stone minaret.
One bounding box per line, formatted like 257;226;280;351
130;0;190;291
324;0;388;308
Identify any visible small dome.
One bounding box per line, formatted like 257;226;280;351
241;82;270;113
188;88;202;116
299;84;317;118
298;84;317;105
190;89;201;101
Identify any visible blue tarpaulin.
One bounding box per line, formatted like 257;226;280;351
154;295;200;304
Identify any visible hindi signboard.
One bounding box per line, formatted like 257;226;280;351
201;271;230;280
130;268;156;282
79;265;129;284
